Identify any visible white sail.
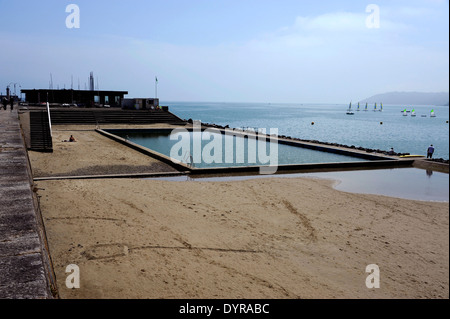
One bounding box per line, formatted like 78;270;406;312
346;102;354;115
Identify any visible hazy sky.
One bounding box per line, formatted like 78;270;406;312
0;0;448;103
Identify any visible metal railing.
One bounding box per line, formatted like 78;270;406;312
46;102;52;137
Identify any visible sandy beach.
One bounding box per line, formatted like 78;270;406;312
28;125;179;178
29;126;449;299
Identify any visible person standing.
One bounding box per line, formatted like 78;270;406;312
427;145;435;159
9;97;14;111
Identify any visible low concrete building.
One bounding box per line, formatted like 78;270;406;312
21;89;128;107
121;98;160;110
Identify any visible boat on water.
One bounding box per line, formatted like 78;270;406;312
346;102;354;115
373;103;377;111
364;102;368;111
430;109;436;118
403;109;408;116
379;103;383;112
356;102;360;111
411;109;416;117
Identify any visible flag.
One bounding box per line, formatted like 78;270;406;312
155;77;158;83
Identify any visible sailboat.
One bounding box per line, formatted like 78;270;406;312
403;109;408;116
411;109;416;117
346;102;354;115
379;103;383;112
357;102;360;111
373;103;377;112
430;109;436;117
364;102;368;111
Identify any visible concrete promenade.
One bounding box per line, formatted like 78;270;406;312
0;107;53;299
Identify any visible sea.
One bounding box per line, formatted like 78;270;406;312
164;101;450;160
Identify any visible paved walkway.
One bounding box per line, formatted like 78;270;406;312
0;107;52;299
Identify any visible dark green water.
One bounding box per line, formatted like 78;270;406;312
111;129;367;168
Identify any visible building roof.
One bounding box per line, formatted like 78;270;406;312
21;89;128;94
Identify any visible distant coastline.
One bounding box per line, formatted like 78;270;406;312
359;91;449;106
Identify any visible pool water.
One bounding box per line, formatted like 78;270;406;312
108;129;368;168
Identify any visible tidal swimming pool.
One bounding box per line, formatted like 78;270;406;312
106;128;374;168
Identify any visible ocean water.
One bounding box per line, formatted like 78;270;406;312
164;102;450;159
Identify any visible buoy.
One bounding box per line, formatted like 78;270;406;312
311;122;315;125
380;122;383;125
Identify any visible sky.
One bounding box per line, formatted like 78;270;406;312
0;0;448;103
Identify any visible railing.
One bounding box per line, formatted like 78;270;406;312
183;151;194;168
46;102;52;137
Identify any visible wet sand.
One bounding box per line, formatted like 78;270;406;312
29;127;449;299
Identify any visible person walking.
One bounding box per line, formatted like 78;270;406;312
427;145;435;159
